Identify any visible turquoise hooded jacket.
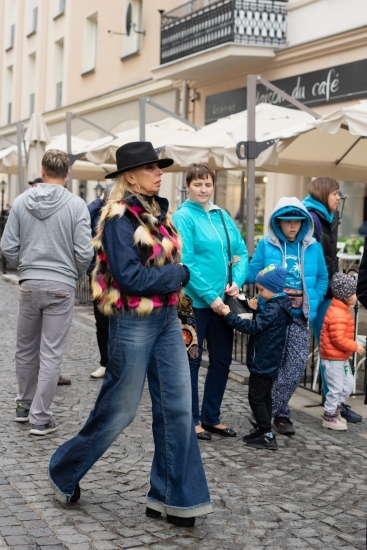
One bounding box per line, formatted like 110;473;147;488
173;200;248;308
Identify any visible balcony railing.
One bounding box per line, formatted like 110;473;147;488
160;0;287;64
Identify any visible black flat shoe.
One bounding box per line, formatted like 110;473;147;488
70;483;80;503
196;431;212;441
146;507;161;519
167;514;195;527
201;424;237;437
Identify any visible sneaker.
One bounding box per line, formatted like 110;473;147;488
272;417;296;436
322;412;348;431
30;418;57;436
245;433;278;450
340;403;362;423
90;366;106;379
242;428;261;442
15;403;29;423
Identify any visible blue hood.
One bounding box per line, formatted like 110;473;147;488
303;195;334;224
268;197;314;244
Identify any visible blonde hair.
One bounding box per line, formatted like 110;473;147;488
109;173;161;216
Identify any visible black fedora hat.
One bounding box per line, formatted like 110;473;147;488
105;141;174;179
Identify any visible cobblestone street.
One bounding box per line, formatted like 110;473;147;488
0;278;366;549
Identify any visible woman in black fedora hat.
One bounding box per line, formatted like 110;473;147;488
48;142;212;527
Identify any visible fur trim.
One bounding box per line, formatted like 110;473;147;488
134;225;155;247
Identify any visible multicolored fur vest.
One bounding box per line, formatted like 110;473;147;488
91;198;184;316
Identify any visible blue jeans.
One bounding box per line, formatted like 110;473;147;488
190;307;234;426
48;307;212;517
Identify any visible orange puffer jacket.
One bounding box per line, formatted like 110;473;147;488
320;298;358;360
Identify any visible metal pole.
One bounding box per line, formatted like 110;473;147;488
16;122;25;192
139;97;146;141
66;111;73;187
246;75;257;257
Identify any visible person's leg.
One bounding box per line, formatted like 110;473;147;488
190;308;210;427
94;299;109;366
28;282;75;427
340;360;355;405
248;374;272;434
323;359;343;415
15;282;42;414
201;311;234;427
322;359;348;430
272;318;310;421
48;310;164;503
146;308;212;519
312;298;331;396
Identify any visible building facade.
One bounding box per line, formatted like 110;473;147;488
0;0;366;237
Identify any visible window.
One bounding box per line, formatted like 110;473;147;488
54;39;64;108
121;0;143;59
26;1;38;37
54;0;66;19
6;66;13;124
82;12;98;74
28;53;36;116
5;0;16;51
6;23;15;51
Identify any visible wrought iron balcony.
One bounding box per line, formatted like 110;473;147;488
160;0;287;65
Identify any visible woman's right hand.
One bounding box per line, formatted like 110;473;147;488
210;297;225;314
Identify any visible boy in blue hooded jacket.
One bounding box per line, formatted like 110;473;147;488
246;197;328;436
222;265;293;450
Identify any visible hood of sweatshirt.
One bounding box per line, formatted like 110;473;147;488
268;196;315;245
24;183;74;220
302;194;335;224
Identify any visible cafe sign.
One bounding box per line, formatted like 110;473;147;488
205;59;367;124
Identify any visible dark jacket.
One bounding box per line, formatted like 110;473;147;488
224;295;293;378
357;237;367;309
87;197;104;275
303;195;339;299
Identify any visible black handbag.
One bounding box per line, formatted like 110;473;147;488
218;209;253;317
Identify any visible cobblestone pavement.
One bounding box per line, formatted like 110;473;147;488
0;279;367;549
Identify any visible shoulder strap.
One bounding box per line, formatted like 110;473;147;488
218;209;233;286
309;210;322;240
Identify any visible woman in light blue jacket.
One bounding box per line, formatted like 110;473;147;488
173;163;248;441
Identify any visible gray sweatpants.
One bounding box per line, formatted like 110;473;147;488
323;359;354;415
15;280;75;425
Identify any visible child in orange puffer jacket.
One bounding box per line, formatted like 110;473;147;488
320;273;365;431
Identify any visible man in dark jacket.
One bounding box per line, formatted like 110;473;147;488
221;265;292;450
87;183;113;379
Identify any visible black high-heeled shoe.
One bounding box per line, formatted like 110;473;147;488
167;514;195;527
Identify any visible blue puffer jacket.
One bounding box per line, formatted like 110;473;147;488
224;295;293;377
173;200;248;308
246;197;328;321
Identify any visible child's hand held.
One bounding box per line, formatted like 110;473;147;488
357;345;365;356
221;305;230;316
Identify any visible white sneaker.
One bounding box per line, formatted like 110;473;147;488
30;418;57;436
338;414;347;424
322;415;348;431
90;366;106;379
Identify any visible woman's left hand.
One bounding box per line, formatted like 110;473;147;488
224;283;239;298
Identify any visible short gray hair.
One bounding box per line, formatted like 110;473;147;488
42;149;69;179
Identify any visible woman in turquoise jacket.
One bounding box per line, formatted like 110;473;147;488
173;163;248;441
246;197;328;436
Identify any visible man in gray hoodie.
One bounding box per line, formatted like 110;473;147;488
1;149;93;436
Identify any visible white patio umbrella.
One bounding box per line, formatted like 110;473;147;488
80;117;198;165
160;102;367;181
24;113;52;182
160;104;315;171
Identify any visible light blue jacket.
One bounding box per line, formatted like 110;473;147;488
173;200;248;308
246;197;328;321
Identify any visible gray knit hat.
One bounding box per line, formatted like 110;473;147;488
331;272;357;302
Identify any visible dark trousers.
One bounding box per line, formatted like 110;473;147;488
248;373;275;434
190;307;234;426
93;299;109;367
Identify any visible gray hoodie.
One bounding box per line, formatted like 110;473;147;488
1;183;93;287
